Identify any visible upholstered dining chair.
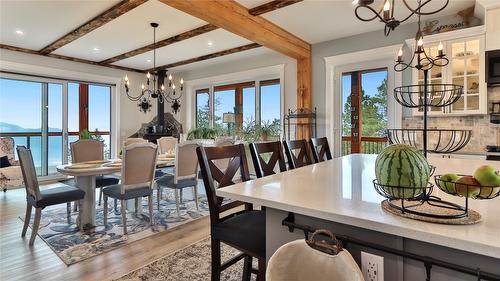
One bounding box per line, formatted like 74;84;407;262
157;136;178;155
102;143;157;234
197;144;266;281
68;139;119;206
309;137;333;163
156;141;200;217
17;146;85;245
283;139;314;169
0;137;23;191
124;137;147;147
249;141;287;178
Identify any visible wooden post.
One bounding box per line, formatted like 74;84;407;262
351;72;362;153
297;56;312;139
78;84;89;134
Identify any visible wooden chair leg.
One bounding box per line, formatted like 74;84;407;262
148;195;154;227
180;189;183;203
73;201;78;212
114;198;118;215
257;257;266;281
174;189;181;218
194;184;200;212
157;186;161;211
22;203;32;237
66;202;71;224
29;208;42;246
211;237;221;281
103;195;108;226
134;198;139;216
242;255;252;281
121;199;127;235
98;187;103;206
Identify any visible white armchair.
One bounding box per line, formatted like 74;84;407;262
0;137;23;191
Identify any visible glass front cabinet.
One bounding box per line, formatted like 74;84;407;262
411;30;486;116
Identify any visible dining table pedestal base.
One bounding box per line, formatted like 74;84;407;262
75;175;96;231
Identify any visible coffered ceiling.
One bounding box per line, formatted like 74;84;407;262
0;0;477;73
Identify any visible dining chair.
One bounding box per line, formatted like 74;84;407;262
197;144;266;281
124;137;147;147
102;143;157;234
157;136;178;155
68;139;119;206
249;141;287;178
309;137;333;162
155;141;200;217
17;146;85;245
283;139;314;169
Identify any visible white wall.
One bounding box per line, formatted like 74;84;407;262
0;49;158;155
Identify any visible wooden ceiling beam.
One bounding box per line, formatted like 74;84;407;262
0;44;144;73
100;24;218;64
39;0;147;54
158;0;310;59
150;43;261;71
249;0;303;16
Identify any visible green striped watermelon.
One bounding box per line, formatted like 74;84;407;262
375;144;430;199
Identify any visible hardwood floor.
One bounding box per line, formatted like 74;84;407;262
0;186;210;281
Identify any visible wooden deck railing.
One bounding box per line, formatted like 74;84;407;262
342;136;387;155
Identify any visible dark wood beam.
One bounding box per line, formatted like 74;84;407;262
151;43;261;71
100;24;218;64
0;44;144;73
39;0;147;54
249;0;303;15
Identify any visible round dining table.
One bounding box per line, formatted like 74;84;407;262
57;158;174;231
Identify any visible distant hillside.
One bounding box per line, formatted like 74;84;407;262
0;122;62;132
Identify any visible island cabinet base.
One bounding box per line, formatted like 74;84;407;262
266;208;500;281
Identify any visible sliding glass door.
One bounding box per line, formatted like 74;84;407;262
0;74;112;177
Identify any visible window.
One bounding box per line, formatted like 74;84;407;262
194;79;281;139
0;75;113;176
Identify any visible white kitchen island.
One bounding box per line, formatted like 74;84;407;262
217;154;500;281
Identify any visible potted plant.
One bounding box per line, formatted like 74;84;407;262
259;121;274;141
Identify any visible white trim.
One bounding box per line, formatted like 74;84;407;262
184;64;285;132
324;44;403;157
404;26;486;46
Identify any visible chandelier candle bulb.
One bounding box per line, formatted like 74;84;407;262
383;0;390;20
438;41;444;57
397;47;403;62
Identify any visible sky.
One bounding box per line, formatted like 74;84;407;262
342;70;388;110
0;78;110;132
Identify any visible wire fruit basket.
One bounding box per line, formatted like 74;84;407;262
394;84;463;108
435;175;500;200
386;129;471;153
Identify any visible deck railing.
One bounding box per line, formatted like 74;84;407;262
342;136;387;155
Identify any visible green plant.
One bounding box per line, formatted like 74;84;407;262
187;127;222;140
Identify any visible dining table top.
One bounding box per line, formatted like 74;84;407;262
57;156;175;176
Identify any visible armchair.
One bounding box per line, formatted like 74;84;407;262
0;137;23;191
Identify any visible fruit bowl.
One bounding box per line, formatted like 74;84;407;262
435;175;500;199
373;179;432;200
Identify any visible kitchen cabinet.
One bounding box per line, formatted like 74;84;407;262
486;8;500;51
410;27;487;116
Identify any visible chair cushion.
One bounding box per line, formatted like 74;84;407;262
95;175;120;187
156;174;198;189
29;184;86;208
212;210;266;258
0;156;11;168
102;184;152;200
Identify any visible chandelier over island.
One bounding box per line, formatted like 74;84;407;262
124;23;184;114
352;0;449;36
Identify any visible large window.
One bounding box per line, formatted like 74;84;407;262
0;75;113;176
194;79;281;139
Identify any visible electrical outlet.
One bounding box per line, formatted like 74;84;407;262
361;251;384;281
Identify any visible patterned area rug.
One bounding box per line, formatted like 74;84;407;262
21;185;209;265
116;238;256;281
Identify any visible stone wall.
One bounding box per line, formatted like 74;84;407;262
401;87;500;153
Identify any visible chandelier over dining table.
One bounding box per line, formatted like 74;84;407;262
124;22;184;114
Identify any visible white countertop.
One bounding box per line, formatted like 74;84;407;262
217;154;500;259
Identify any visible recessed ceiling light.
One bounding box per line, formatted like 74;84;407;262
93;47;99;52
147;59;152;62
207;41;214;47
15;29;24;35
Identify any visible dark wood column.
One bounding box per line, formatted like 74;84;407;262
350;72;362;153
157;70;166;130
79;84;89;133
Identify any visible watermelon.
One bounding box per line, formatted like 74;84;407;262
375;144;430;199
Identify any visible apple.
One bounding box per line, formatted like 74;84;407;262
438;173;459;193
473;165;500;187
455;176;480;198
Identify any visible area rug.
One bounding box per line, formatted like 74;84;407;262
20;186;209;265
116;238;256;281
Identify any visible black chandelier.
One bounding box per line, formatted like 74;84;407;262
124;22;184;114
352;0;449;36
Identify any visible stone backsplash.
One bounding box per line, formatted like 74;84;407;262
401;87;500;153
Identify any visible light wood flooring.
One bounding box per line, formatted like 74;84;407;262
0;186;210;281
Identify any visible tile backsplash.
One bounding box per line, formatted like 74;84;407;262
401;87;500;153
